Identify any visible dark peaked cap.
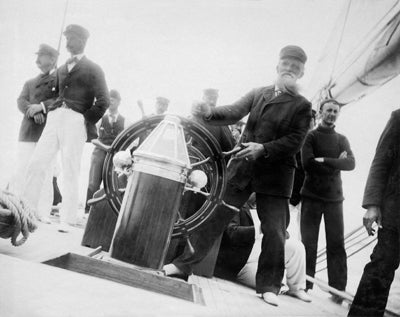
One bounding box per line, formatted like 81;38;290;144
63;24;90;40
279;45;307;64
36;44;59;57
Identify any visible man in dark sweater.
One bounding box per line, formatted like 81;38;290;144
300;99;355;300
85;89;126;214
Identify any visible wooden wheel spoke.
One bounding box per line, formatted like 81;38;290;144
221;200;240;213
183;187;210;197
191;157;211;167
87;193;107;206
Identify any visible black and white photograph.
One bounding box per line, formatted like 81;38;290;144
0;0;399;316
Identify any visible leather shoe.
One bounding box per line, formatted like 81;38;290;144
261;292;279;306
330;294;344;305
168;273;189;282
287;289;312;302
163;263;189;281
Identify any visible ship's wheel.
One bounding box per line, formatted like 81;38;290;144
96;114;236;239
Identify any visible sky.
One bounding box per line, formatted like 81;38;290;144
1;0;400;233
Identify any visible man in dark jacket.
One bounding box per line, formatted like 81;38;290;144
10;44;58;223
183;88;235;214
300;99;355;300
85;89;126;214
23;24;109;233
190;88;236;157
164;45;312;306
348;110;400;317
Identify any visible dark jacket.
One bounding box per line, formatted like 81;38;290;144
17;72;57;142
98;114;125;145
190;115;235;157
363;110;400;225
49;56;109;141
214;203;255;279
206;85;312;197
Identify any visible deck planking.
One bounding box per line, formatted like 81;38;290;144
1;217;351;316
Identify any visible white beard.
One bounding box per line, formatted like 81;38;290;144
275;76;299;95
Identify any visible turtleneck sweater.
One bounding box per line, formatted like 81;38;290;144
300;124;355;202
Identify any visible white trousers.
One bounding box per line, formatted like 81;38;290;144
9;142;54;219
23;108;86;224
288;203;302;241
237;237;307;292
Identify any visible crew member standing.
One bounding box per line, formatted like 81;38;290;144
23;24;109;233
348;110;400;317
10;44;58;223
85;89;126;214
137;96;170;117
300;99;355;301
191;88;235;155
179;88;235;218
164;45;312;307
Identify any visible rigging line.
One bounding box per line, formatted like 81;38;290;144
328;0;352;86
317;228;374;263
55;0;69;67
316;235;374;265
342;229;371;246
316;224;366;258
309;0;353;105
344;235;376;253
315;236;377;273
317;229;368;260
331;1;400;84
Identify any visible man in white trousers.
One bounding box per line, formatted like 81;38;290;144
23;24;109;232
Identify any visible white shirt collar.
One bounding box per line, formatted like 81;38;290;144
72;53;84;61
108;111;119;119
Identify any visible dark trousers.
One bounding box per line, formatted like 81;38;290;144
52;177;62;205
173;182;287;294
300;198;347;291
348;223;400;317
85;148;107;212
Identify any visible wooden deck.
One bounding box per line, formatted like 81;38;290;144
0;216;352;317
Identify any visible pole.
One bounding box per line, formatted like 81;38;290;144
306;275;354;302
307;275;400;317
55;0;69;67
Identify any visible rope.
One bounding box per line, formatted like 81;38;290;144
316;235;377;273
317;224;365;259
328;0;352;83
0;190;37;246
